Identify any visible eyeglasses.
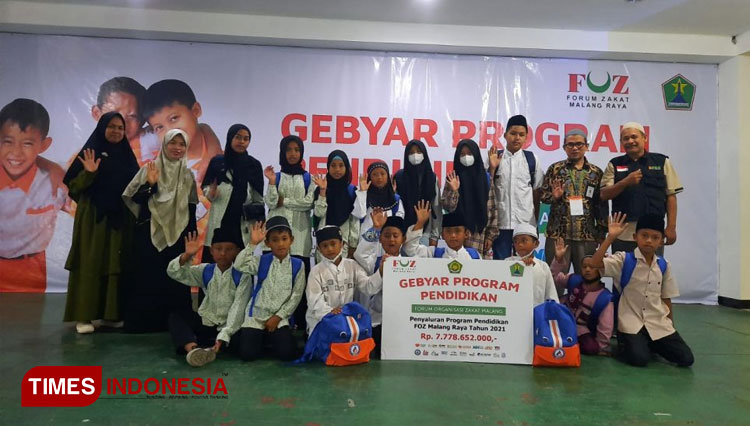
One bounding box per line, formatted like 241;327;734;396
564;142;587;149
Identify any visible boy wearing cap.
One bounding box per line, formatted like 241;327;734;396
505;223;558;305
487;114;545;260
540;129;608;278
230;216;306;362
353;209;408;357
165;227;251;367
600;121;683;253
403;200;481;260
305;225;381;335
591;213;694;367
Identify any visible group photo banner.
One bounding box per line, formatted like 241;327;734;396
0;33;717;303
381;258;534;365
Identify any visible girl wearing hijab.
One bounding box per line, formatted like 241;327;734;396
201;124;264;262
63;112;139;334
394;139;442;246
441;139;499;259
352;160;405;245
122;128;199;333
312;150;359;261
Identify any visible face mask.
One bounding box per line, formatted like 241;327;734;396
321;248;343;265
459;155;475;167
408;153;424;165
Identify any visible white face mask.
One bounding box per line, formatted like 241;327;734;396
408;153;424;165
459;155;475;167
321;248;343;265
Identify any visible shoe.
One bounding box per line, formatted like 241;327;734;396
186;348;216;367
76;322;95;334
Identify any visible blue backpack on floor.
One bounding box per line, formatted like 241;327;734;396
533;300;580;367
295;302;375;366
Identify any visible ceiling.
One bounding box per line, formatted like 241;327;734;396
15;0;750;36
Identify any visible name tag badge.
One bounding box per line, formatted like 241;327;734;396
569;196;584;216
585;185;595;198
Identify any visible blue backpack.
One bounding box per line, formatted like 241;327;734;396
532;300;580;367
566;274;612;334
201;264;243;289
295;302;375;366
247;253;303;318
275;172;312;193
433;247;480;259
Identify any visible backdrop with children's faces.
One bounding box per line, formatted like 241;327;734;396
0;33;717;303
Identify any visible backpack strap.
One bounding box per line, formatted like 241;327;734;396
275;172;311;193
374;256;383;274
433;247;445;258
523;150;536;187
347;184;357;200
587;289;613;334
656;257;667;275
230;268;242;287
465;247;480;259
202;263;216;289
291;257;303;286
275;172;281;190
619;251;637;293
249;253;274;317
392;194;401;216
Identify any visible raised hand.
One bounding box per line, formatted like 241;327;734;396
359;174;370;191
414;200;431;227
554;237;569;262
607;212;628;239
371;207;387;229
77;148;101;173
330;306;343;315
184;231;201;258
249;221;266;245
146;161;159;185
551;179;565;201
264;165;276;185
446;171;460;192
626;169;643;186
488;146;500;170
312;174;327;191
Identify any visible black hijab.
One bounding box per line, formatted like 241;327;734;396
453;139;489;235
316;150;354;226
63;112;139;229
279;135;306;175
395;139;436;228
366;161;397;210
203;124;264;238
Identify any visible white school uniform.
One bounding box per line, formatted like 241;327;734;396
505;255;559;306
403;225;476;260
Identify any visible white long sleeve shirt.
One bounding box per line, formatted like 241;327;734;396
403;225;477;260
264;173;317;257
166;257;252;344
492;149;544;230
351;190;404;246
305;257;381;335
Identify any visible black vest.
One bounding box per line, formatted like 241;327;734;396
611;153;667;221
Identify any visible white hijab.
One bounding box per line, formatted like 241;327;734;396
123;129;197;251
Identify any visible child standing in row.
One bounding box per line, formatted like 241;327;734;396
353;161;404;246
313;150;359;261
404;201;481;260
394;140;442;246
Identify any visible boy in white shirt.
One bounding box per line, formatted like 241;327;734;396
305;225;381;335
505;223;559;305
404;200;481;260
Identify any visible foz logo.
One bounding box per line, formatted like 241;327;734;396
568;72;629;94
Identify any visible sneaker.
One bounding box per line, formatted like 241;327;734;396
76;322;95;334
186;348;216;367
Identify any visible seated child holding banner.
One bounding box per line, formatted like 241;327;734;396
590;213;693;367
166;228;251;367
403;200;481;260
353;210;407;357
229;217;306;362
505;223;558;305
550;238;613;356
305;225;381;335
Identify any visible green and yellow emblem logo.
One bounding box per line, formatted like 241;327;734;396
662;74;696;111
510;263;524;277
447;260;463;274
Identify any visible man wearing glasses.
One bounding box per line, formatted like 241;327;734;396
540;129;608;279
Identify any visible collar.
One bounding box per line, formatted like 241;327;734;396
633;247;659;266
275;254;291;264
0;164;37;193
444;245;462;257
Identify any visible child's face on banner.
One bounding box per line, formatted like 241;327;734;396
93;91;141;141
0;122;51;179
148;102;200;145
